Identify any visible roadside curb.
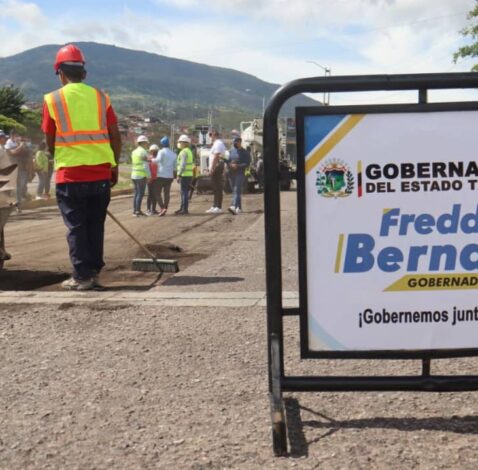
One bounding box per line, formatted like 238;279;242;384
0;290;299;307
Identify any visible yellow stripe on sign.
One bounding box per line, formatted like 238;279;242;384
384;273;478;292
334;234;344;273
305;114;365;175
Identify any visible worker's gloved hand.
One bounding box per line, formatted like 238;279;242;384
110;166;119;187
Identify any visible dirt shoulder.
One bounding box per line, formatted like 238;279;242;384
1;188;265;291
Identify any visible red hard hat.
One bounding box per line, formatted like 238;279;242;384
54;44;86;73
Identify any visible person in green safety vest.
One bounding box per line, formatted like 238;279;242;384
174;134;194;215
131;135;151;216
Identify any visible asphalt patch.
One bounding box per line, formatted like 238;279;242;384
0;269;69;290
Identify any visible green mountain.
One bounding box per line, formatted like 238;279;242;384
0;42;318;117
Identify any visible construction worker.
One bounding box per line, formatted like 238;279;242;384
146;144;160;216
175;134;194;215
206;128;226;214
41;44;122;290
131;135;151;216
227;136;251;214
150;136;177;216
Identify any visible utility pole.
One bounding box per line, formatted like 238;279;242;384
306;61;332;105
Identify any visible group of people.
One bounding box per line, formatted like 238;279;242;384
130;128;252;217
131;134;178;217
0;130;55;211
4;42;255;292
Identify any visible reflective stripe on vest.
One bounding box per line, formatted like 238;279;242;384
44;83;116;169
177;147;194;177
131;147;148;178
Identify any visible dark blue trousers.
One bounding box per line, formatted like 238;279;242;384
179;176;192;212
56;180;111;280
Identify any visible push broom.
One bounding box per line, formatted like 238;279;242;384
106;209;179;273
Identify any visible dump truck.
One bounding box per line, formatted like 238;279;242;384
240;119;292;191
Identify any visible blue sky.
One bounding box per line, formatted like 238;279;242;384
1;0;477;104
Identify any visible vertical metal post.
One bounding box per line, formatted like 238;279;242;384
264;92;288;456
419;88;428;104
263;107;284;391
419;87;430;377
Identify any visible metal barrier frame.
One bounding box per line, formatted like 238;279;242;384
263;72;478;456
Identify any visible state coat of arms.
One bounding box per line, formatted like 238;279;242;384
316;159;354;198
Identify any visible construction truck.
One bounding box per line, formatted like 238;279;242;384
240;118;292;191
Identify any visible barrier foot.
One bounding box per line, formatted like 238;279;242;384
270;334;287;456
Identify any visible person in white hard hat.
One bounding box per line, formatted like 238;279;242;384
174;134;194;215
146;144;160;215
131;135;151;216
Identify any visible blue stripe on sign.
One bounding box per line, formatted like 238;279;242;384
309;314;346;351
304;114;347;155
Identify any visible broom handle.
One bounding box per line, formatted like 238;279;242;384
106;209;157;261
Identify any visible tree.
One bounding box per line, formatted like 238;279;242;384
0;85;26;121
0;114;26;134
21;108;43;142
454;2;478;71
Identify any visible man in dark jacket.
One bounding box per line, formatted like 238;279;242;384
227;136;251;215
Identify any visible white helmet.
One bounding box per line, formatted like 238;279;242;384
177;134;191;144
149;144;159;151
136;135;149;143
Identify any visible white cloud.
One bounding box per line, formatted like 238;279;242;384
0;0;476;105
155;0;474;29
0;0;46;25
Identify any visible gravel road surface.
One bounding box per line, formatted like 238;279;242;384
1;190;478;469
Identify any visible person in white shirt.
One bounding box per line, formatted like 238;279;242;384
5;131;31;211
0;130;13;262
206;128;226;214
150;136;177;216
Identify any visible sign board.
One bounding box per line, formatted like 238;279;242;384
297;103;478;358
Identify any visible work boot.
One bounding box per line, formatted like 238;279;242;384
61;277;95;291
92;273;104;289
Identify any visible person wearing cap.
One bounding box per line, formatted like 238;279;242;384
131;135;151;216
206;128;226;214
0;129;16;198
42;44;122;291
0;129;13;263
227;136;251;215
146;144;160;216
175;134;194;215
5;130;32;211
0;130;8;170
150;136;177;216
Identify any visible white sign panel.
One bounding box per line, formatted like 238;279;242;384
304;109;478;352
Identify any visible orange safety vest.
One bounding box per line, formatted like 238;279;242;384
44;82;116;170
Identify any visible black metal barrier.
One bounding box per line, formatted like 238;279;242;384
263;72;478;456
